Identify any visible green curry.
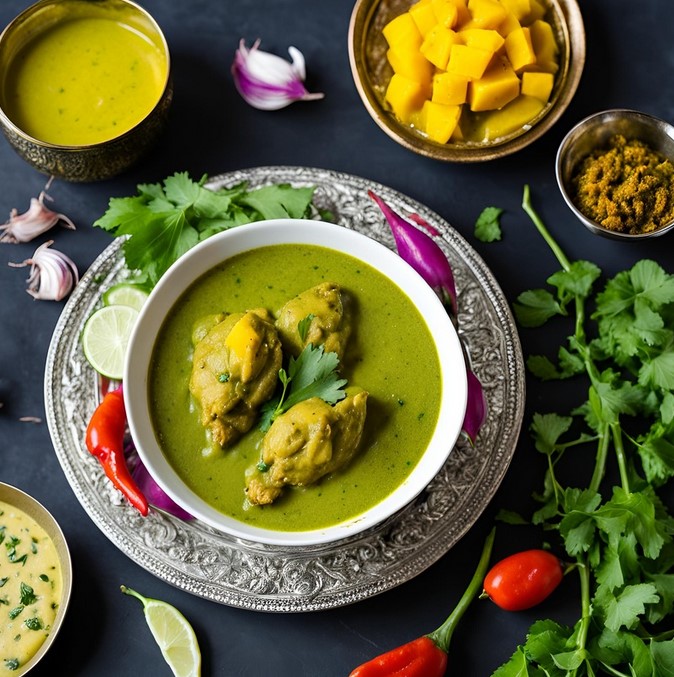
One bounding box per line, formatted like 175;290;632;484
149;243;442;532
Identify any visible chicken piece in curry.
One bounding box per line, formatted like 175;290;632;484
189;308;283;448
275;282;352;359
245;390;368;505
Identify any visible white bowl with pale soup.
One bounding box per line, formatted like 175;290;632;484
125;220;467;546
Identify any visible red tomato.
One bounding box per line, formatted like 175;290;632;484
483;549;563;611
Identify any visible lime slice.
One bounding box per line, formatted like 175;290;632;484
81;304;139;380
121;586;201;677
103;283;149;311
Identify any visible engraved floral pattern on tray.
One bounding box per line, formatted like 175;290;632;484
44;166;525;612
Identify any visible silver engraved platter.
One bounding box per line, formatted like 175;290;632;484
44;166;525;612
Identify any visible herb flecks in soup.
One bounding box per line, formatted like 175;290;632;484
149;244;442;532
0;501;62;675
3;15;166;146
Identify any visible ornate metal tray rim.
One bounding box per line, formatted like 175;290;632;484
44;166;525;612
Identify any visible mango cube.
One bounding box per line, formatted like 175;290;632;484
466;0;507;29
479;94;544;139
504;26;536;71
409;1;439;36
419;100;462;143
524;0;547;22
431;0;459;28
460;28;505;52
387;47;433;83
385;73;429;123
420;25;462;69
469;56;520;111
529;20;559;71
447;44;493;79
226;315;261;360
432;72;469;104
520;71;553;102
497;11;521;36
452;0;472;26
383;12;423;50
497;0;530;21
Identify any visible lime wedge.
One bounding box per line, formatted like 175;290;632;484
121;586;201;677
103;283;149;311
81;305;139;380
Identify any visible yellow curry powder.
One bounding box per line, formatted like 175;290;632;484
571;134;674;234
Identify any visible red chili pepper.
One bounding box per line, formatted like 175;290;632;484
348;529;495;677
85;385;149;516
482;549;563;611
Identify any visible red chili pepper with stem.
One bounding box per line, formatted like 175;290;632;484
85;385;149;516
349;528;495;677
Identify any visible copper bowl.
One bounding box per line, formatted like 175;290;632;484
348;0;585;162
0;0;172;182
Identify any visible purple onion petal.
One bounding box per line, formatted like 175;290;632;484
462;368;488;446
132;459;194;521
407;212;441;237
368;191;457;316
369;190;487;442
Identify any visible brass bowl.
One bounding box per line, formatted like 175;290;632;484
0;0;172;182
348;0;585;162
0;482;72;676
556;109;674;240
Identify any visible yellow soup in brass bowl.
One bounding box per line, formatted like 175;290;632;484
2;4;168;146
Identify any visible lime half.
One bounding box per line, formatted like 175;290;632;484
81;304;140;380
121;586;201;677
103;283;149;311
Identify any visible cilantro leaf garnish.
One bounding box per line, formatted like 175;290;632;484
474;206;503;242
259;344;347;431
94;173;320;288
297;314;316;343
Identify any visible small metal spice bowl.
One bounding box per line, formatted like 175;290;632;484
0;0;172;182
556;109;674;240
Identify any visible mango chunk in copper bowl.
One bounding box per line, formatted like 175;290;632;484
124;219;468;547
348;0;585;161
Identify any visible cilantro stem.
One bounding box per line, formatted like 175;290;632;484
573;556;592;677
589;425;610;494
522;185;572;272
610;422;631;493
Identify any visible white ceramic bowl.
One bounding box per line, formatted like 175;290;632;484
125;219;467;546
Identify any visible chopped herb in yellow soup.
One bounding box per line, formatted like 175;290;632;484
0;501;62;675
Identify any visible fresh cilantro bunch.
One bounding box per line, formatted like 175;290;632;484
94;172;321;288
495;186;674;676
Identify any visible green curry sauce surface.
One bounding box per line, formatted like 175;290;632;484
149;243;442;532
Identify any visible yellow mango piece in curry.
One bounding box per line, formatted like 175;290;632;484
189;309;282;448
